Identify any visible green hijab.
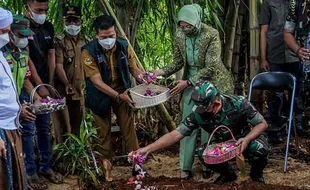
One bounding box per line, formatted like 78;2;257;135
177;4;202;31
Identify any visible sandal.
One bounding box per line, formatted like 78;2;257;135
39;169;64;184
27;174;48;190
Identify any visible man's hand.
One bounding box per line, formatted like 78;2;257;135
170;80;189;96
65;84;75;95
0;139;6;158
120;89;135;107
21;104;36;122
136;146;151;157
236;137;250;153
296;47;310;61
260;60;269;71
37;86;50;98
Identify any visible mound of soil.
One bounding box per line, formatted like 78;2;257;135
112;176;305;190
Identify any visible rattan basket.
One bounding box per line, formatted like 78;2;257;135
203;125;241;164
129;84;170;109
29;84;66;115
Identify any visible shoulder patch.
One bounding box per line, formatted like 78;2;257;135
84;57;92;65
57;33;65;40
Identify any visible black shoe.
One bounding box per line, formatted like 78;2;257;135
214;173;237;184
251;175;265;184
304;155;310;162
296;124;304;136
202;169;212;179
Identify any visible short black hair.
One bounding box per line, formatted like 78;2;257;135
93;15;116;33
25;0;49;4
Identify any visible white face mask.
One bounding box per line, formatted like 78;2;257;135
12;35;29;49
0;33;10;49
98;38;116;50
65;25;81;36
30;11;47;25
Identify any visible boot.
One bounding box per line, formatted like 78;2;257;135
213;163;237;184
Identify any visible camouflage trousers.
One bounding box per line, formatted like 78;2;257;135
198;134;269;177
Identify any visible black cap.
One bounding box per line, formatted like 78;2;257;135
63;5;81;19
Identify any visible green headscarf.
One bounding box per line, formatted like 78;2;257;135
177;4;202;36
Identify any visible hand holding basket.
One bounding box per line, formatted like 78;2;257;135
203;125;241;164
29;84;66;115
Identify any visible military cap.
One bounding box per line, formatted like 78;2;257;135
191;80;219;114
11;14;34;36
63;5;81;19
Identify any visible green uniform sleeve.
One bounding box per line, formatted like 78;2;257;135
188;30;222;84
240;98;264;127
177;112;200;136
162;33;184;77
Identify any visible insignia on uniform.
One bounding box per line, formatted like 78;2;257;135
84;57;92;65
20;58;27;68
8;60;13;71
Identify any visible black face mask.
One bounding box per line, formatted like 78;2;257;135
201;111;215;119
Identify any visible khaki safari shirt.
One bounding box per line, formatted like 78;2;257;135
82;42;139;89
56;32;88;100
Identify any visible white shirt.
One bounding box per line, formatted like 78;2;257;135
0;51;20;130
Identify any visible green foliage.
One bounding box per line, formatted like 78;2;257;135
0;0;223;71
53;112;103;189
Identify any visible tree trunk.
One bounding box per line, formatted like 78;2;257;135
224;0;241;71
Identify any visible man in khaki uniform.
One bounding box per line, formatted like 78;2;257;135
82;15;143;162
53;5;88;142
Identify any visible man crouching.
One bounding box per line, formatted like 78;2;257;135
137;80;268;184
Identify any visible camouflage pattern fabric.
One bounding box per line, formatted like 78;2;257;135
177;91;265;140
285;0;310;47
162;23;234;94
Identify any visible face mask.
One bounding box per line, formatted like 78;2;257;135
12;35;29;49
0;33;10;49
30;11;47;25
98;38;116;50
65;25;81;36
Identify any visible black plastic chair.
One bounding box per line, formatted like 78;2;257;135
247;72;297;173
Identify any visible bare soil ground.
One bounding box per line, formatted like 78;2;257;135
48;137;310;190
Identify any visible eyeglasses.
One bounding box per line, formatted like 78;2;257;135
179;25;194;30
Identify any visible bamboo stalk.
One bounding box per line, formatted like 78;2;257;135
100;0;176;131
101;0;145;72
224;0;241;71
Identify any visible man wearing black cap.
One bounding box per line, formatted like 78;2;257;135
52;5;88;143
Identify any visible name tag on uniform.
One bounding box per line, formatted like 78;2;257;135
45;36;52;40
20;58;27;68
97;54;104;63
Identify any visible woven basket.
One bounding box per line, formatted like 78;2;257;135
129;84;170;109
29;84;66;115
203;125;241;164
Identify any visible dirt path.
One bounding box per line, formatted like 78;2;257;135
48;138;310;189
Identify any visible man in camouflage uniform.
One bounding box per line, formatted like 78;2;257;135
283;0;307;136
52;5;89;142
284;0;310;161
153;4;233;179
137;80;268;184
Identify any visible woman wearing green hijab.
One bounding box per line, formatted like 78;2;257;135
153;4;233;179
